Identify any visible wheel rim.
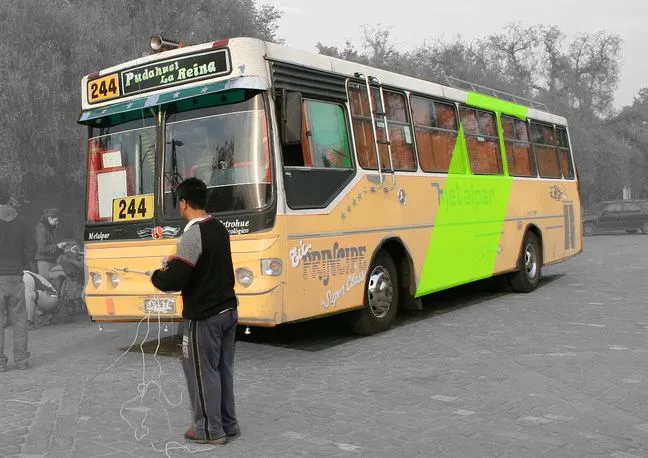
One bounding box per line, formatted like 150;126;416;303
584;224;594;235
524;243;538;279
367;266;394;319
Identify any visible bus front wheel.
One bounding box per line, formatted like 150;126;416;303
350;251;399;336
510;232;542;293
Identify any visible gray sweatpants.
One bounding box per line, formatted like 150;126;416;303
0;275;29;369
181;308;238;440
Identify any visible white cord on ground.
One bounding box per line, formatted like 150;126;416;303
115;291;217;457
5;284;217;457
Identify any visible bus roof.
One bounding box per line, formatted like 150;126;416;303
80;36;567;126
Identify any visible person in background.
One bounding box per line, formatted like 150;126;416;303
0;187;32;371
34;208;65;280
23;270;58;330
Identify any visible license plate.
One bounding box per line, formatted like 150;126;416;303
87;73;120;104
144;297;176;314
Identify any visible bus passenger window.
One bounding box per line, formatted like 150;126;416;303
303;100;353;169
460;107;502;175
531;122;562;179
502;116;536;177
348;84;416;171
411;96;459;173
556;126;574;179
281;98;356;210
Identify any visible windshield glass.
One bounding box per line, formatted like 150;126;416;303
163;92;271;217
87;115;157;223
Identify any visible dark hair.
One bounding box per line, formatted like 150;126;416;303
175;177;207;210
0;187;10;206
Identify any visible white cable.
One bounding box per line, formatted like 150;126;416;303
116;290;217;457
5;284;218;456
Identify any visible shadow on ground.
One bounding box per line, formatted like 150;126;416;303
130;273;564;357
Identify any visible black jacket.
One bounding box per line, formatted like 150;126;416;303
34;216;62;262
0;205;33;276
151;217;237;320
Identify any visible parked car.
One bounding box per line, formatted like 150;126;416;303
583;200;648;236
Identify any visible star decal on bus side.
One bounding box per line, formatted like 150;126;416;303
340;187;369;222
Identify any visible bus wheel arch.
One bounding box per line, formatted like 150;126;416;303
350;237;414;335
378;238;421;312
510;225;543;293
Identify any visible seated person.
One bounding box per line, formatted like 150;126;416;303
23;270;59;329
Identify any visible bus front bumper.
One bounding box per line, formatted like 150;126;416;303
85;283;285;327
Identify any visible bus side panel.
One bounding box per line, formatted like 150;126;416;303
283;175;442;322
491;179;582;274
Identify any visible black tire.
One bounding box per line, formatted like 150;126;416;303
626;229;638;234
583;222;595;237
642;222;648;234
350;251;399;336
510;232;542;293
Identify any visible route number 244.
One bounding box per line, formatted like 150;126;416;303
90;78;117;99
113;195;154;222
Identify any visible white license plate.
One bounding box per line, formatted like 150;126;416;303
144;297;176;314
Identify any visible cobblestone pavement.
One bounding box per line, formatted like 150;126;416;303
2;234;648;457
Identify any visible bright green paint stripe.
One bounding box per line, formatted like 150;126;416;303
467;92;528;120
415;125;513;297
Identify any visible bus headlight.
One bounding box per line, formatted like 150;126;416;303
90;272;102;288
236;268;254;288
107;271;120;288
261;259;282;276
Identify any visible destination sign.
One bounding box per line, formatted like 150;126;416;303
119;49;230;96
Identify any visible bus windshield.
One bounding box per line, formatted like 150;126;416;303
163;92;271;217
87;116;157;223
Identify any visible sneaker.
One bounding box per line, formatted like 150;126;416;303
184;428;227;445
225;425;240;438
15;362;28;370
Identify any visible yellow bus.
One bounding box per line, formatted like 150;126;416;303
78;35;582;335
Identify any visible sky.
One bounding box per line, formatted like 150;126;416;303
269;0;647;110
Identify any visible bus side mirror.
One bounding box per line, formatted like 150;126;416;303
281;91;302;145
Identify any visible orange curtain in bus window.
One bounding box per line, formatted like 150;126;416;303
503;117;535;177
533;123;561;178
384;91;416;171
349;84;384;169
556;127;574;179
414;99;458;173
87;141;100;221
466;139;502;175
461;108;502;175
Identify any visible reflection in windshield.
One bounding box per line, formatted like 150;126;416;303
163;94;271;216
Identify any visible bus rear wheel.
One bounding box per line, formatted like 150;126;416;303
510;232;542;293
350;251;399;336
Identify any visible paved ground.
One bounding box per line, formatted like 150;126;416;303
2;233;648;457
